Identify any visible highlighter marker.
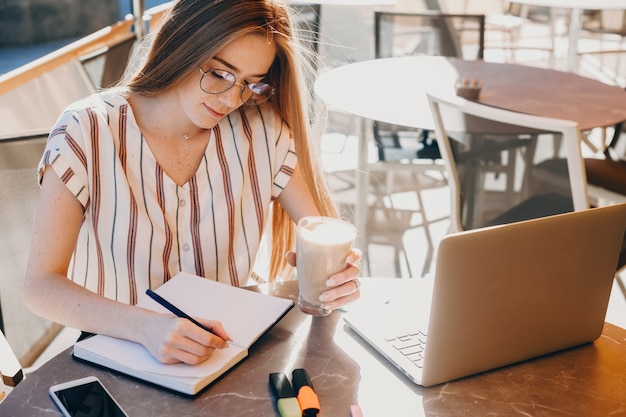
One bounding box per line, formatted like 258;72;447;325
269;373;302;417
292;368;321;417
350;404;364;417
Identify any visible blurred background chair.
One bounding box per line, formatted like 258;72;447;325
587;129;626;271
1;328;23;388
483;1;526;59
484;1;558;63
585;125;626;206
454;0;556;64
361;10;487;276
456;0;525;62
0;16;138;373
530;121;626;271
538;123;626;206
427;92;589;234
579;9;626;87
0;136;62;374
0;137;37;386
372;10;485;164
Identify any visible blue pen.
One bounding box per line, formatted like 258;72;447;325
145;289;217;335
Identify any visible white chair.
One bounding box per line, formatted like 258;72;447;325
532;123;626;272
456;0;557;64
579;9;626;85
1;329;23;388
538;125;626;206
0;15;144;375
427;92;589;234
372;10;486;163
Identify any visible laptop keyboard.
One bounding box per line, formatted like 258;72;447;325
385;330;427;368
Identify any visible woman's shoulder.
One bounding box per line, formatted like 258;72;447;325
51;89;134;143
61;88;130;120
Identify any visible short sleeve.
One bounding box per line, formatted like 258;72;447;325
38;104;92;208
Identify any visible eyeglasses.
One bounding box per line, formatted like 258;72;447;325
199;67;276;105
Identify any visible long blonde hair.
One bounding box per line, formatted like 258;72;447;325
125;0;338;280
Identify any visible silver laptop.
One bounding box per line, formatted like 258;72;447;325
344;204;626;387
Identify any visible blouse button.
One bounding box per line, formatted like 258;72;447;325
179;199;186;207
182;243;190;252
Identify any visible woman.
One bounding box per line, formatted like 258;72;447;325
24;0;360;365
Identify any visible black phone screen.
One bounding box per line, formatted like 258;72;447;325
51;380;127;417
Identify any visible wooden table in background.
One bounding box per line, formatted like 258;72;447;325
314;56;626;247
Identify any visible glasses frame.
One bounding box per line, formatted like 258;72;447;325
198;67;276;106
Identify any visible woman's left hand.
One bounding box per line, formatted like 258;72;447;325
286;248;362;311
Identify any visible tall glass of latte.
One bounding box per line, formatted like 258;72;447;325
296;216;357;316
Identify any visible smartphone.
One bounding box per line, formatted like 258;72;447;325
48;376;129;417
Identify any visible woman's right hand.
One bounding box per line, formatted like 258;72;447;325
140;312;231;365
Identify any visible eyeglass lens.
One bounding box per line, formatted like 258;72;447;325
200;68;274;105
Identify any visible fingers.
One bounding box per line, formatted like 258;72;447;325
319;279;361;312
319;249;363;312
288;246;363;312
287;248;362;269
157;333;216;365
346;247;363;266
194;318;232;346
146;316;231;365
325;249;362;288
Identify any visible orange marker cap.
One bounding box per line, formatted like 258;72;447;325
297;385;321;413
292;368;320;417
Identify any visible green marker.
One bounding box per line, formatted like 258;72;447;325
269;373;302;417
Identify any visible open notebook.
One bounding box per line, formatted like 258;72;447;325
344;204;626;387
73;272;294;395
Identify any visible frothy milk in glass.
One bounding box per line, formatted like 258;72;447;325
296;216;356;316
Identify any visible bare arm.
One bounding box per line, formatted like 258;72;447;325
23;167;229;364
275;164;322;222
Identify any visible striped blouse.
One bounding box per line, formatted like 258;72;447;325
39;91;297;305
